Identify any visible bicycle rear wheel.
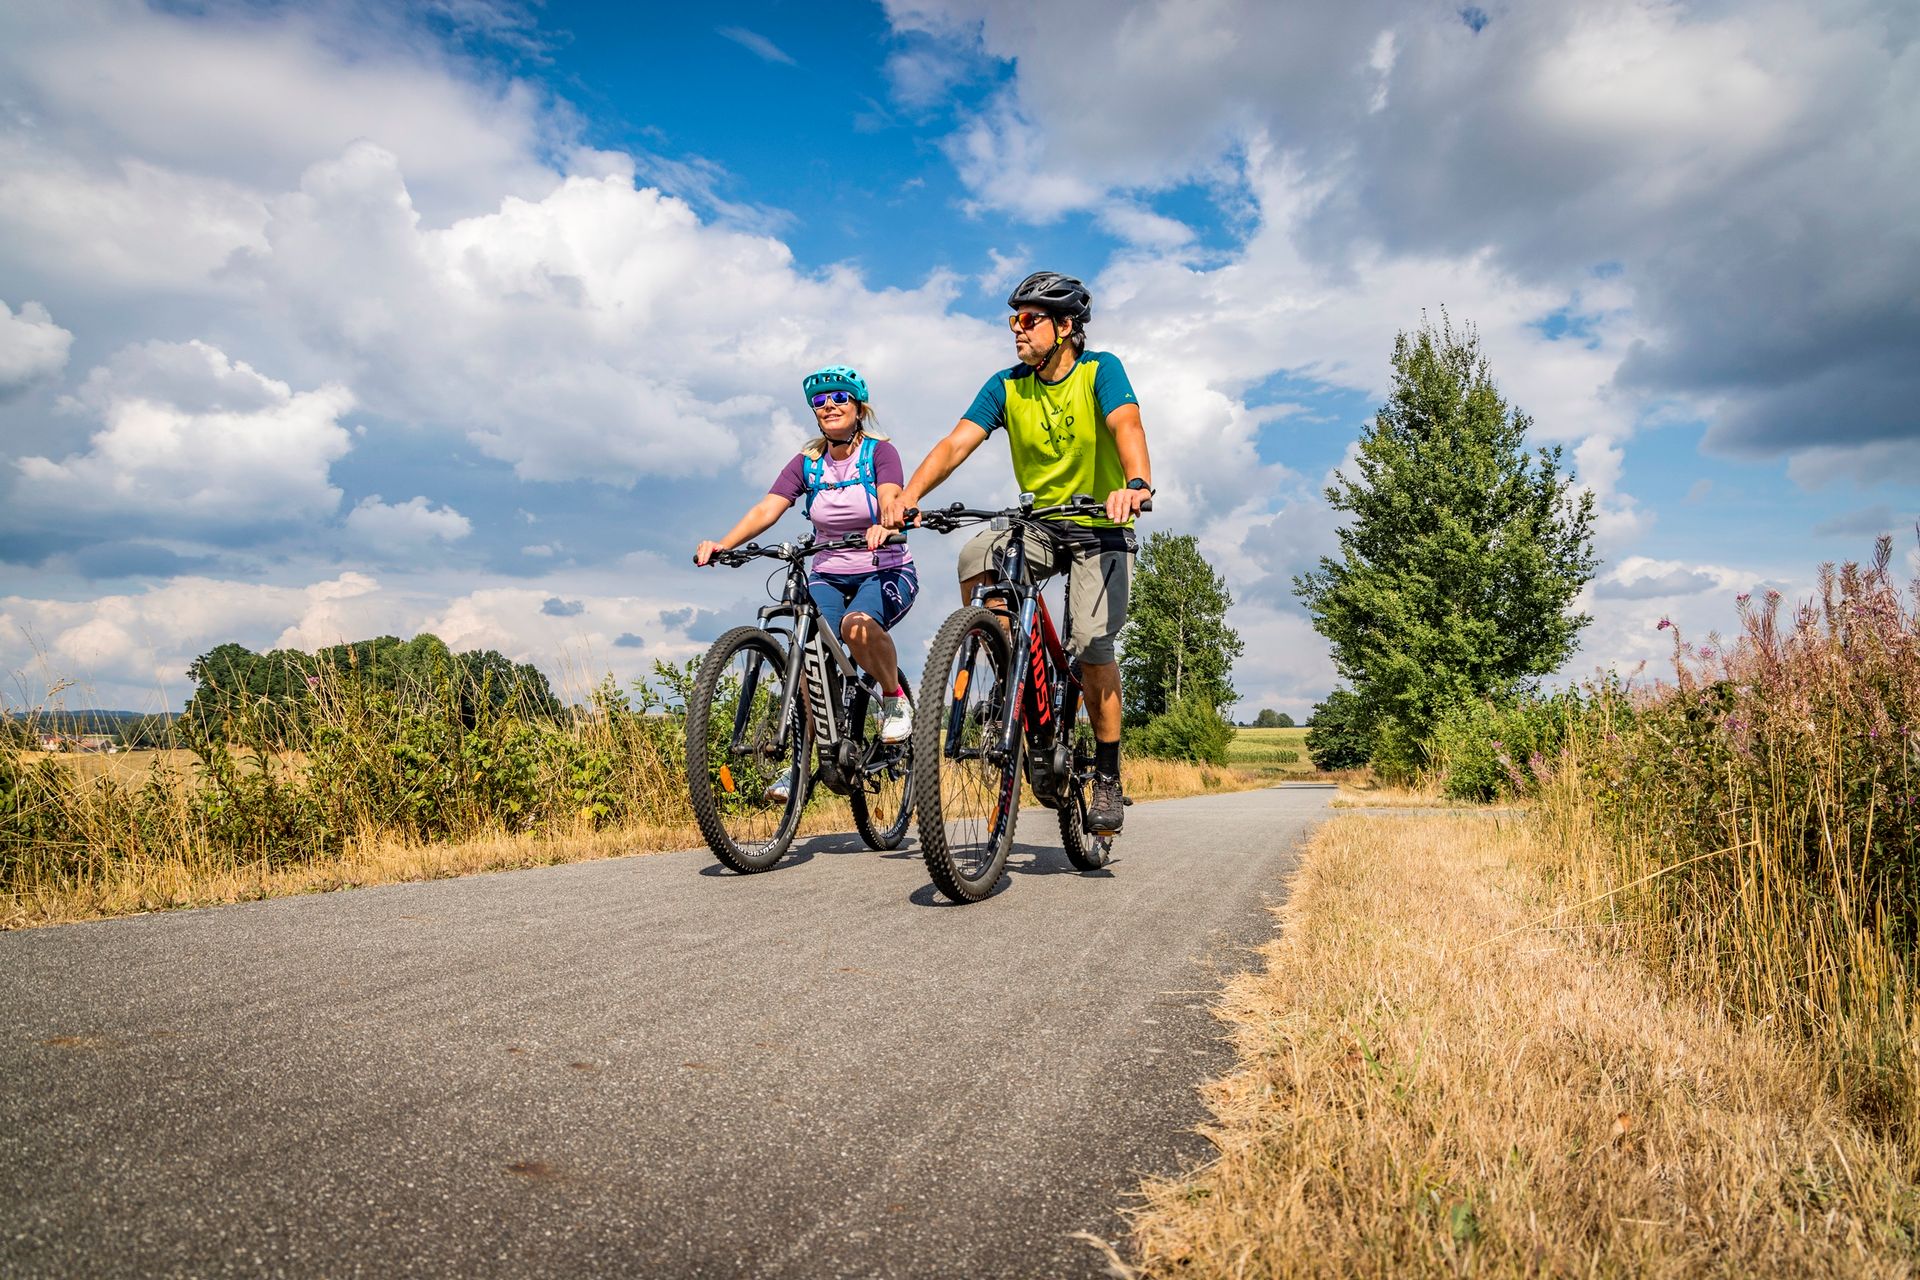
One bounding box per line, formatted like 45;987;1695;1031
1058;714;1112;871
850;676;914;851
912;607;1020;902
686;626;812;873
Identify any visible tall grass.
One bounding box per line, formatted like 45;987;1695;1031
1537;537;1920;1159
1;657;693;924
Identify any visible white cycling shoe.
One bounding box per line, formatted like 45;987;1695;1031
879;695;913;744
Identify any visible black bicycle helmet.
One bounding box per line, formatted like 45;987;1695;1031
1006;271;1091;324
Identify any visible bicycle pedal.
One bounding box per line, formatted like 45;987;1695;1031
1122;796;1134;806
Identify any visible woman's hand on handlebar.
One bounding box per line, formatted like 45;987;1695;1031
863;524;893;552
694;540;725;566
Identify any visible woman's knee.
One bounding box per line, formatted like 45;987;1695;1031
842;612;879;643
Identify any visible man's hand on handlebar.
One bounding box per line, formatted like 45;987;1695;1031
880;491;920;531
1105;486;1153;524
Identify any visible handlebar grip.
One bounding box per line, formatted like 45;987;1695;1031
883;532;908;546
1140;498;1153;513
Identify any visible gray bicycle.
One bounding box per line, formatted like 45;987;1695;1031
687;532;915;873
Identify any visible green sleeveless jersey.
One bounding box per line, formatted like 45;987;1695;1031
961;351;1139;528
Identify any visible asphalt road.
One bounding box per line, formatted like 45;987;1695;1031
1;785;1330;1279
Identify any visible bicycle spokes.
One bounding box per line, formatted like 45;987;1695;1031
687;627;810;872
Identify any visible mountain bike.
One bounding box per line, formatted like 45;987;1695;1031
905;494;1148;903
686;533;915;873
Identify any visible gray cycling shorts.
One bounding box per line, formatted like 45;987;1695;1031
956;524;1135;665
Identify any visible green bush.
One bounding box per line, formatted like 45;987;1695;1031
1305;688;1370;770
1127;696;1235;765
1427;700;1504;800
1429;694;1577;801
1367;717;1422;786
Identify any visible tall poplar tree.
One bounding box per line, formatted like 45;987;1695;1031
1293;315;1596;760
1119;531;1244;723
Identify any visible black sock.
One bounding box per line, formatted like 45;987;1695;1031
1095;739;1120;778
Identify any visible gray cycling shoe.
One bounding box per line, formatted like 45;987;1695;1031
763;775;792;805
1088;772;1125;834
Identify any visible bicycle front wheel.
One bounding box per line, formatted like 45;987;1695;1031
912;607;1020;902
850;676;915;851
686;626;812;873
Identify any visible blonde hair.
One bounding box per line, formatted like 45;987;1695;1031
802;400;888;459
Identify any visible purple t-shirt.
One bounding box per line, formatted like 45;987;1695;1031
770;438;912;575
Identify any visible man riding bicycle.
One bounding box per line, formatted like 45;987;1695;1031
883;271;1153;834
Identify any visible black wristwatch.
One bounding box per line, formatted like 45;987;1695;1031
1125;478;1154;494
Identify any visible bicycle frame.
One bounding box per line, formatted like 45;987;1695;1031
960;519;1085;774
724;561;851;757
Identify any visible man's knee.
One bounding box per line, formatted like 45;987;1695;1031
959;572;995;608
1070;633;1120;667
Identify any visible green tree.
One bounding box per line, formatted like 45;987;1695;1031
1119;532;1244;724
1293;314;1596;761
1253;708;1294;728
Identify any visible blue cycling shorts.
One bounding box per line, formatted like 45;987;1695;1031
807;564;919;640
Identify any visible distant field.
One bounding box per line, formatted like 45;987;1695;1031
1226;726;1317;778
19;749;299;782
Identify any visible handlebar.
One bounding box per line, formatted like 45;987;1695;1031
699;530;908;568
904;492;1152;534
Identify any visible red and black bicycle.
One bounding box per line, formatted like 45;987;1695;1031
906;494;1147;903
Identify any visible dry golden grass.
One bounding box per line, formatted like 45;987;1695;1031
1330;780;1487;808
2;752;1264;929
1127;813;1920;1278
2;820;704;929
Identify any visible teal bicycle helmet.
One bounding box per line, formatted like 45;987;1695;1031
802;364;868;403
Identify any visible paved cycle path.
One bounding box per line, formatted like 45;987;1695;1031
0;786;1331;1278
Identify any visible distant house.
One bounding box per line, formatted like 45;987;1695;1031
32;733;116;753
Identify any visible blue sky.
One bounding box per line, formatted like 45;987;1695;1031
2;0;1916;717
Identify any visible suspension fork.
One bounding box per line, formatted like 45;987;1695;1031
735;612;812;755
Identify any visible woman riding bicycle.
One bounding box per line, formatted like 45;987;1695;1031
694;364;917;751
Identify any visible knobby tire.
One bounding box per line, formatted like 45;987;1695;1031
686;625;811;873
912;607;1020;903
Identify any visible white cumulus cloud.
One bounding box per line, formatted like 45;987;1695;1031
13;340;353;533
238;142;996;488
0;300;73;400
344;495;473;549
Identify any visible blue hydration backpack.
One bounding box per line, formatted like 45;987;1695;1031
802;437;880;522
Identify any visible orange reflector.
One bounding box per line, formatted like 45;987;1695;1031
952;670;970;701
718;765;736;794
